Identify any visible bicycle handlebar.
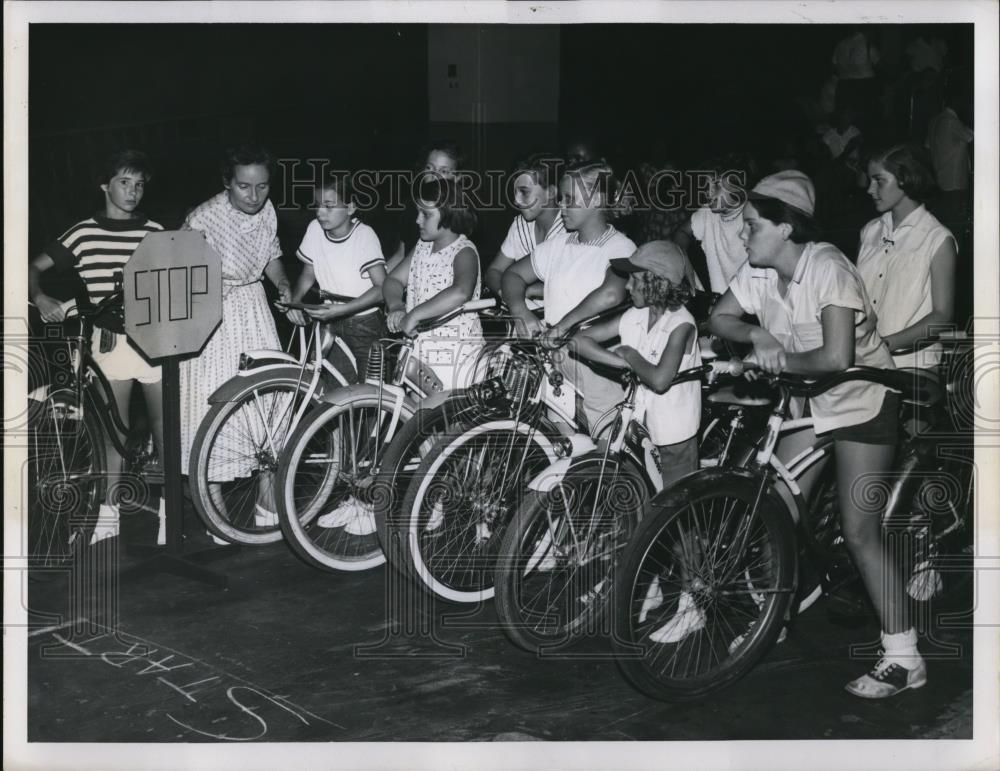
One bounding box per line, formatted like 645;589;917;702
889;331;972;356
413;298;498;333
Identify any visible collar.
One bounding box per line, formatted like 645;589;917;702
789;243;812;285
323;218;361;243
92;211;148;230
880;204;926;238
568;224;615;247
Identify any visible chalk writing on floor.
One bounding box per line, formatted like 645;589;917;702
40;619;343;741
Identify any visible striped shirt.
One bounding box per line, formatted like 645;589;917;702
499;212;566;260
47;213;163;332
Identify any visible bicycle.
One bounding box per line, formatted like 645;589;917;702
610;363;945;701
273;298;498;572
26;293;160;570
382;303;632;604
494;362;725;652
186;292;361;545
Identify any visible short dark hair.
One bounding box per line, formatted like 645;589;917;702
100;149;152;185
418;139;464;171
416;177;477;236
750;196;823;244
513;153;563;192
315;172;355;205
564;160;627;218
868;143;937;202
222;143;275;184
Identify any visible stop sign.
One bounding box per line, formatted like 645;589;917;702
123;230;223;359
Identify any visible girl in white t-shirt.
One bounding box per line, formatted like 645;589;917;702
572;240;702;487
382;177;484;391
503;160;637;434
284;177;388;381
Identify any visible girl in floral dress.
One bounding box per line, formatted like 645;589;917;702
179;145;292;526
382;177;483;391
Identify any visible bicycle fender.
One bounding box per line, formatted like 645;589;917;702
648;466;796;528
528;458;574;493
242;349;301;366
317;382;419;416
206;365;314;404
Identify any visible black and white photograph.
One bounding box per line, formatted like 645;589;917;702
4;2;999;769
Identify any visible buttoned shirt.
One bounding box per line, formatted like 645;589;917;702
729;242;895;434
857;205;956;368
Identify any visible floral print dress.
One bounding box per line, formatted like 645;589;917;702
405;234;484;391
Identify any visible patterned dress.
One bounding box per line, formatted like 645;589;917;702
405;234;484;390
179;191;283;478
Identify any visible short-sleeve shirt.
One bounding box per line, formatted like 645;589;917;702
531;227;636;326
856;205;956;368
296;219;386;315
690;207;748;294
619;306;702;445
46;213;164;332
728;242;895;435
499;212;566;259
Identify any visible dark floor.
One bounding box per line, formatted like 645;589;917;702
26;501;973;743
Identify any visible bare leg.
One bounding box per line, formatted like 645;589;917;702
139;381;165;464
834;440;908;633
774;424;830;523
104;379;134;507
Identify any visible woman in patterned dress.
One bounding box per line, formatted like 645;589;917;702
179;144;292;525
382;177;484;391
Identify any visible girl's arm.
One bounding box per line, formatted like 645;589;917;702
264;258;292;303
619;322;696;394
382;254;412;333
571;315;628;370
29;253;68;322
882;239;957;352
501;256;545;337
284;264;316;325
782;304;855;375
547;269;627;341
710;289;787;373
402;248;478;335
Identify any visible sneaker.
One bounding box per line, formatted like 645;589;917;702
728;621;788;655
907;560;943;601
344;500;377;536
649;591;706;643
318;497;361;529
844;656;928;699
425;499;445;532
254;504;279;528
89;504;120;545
638;576;664;623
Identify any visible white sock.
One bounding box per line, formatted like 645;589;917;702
882;628;922;670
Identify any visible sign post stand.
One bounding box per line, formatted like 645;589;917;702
120;230;236;588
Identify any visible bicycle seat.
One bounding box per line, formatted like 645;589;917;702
707;385;772;407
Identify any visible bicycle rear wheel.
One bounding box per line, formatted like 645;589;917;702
28;391;106;571
612;473;796;701
188;369;322;544
396;419;560;603
495;456;647;652
276;391;415;571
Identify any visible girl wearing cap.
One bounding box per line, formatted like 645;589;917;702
572;240;702;487
710;170;926;699
857;144;957;370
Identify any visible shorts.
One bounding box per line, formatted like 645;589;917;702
657;435;699;487
829;391;899;445
91;328;161;384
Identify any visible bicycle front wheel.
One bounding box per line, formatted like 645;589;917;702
28;391;107;570
396;419;560;603
612;473;796;701
188;369;322;544
495;457;648;652
276;391;416;571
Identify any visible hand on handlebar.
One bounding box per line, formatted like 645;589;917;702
400;312;420;338
386;309;407;335
749;331;787;375
34;293;68;323
514;311;547;340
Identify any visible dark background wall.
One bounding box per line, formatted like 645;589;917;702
29;22;974;276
